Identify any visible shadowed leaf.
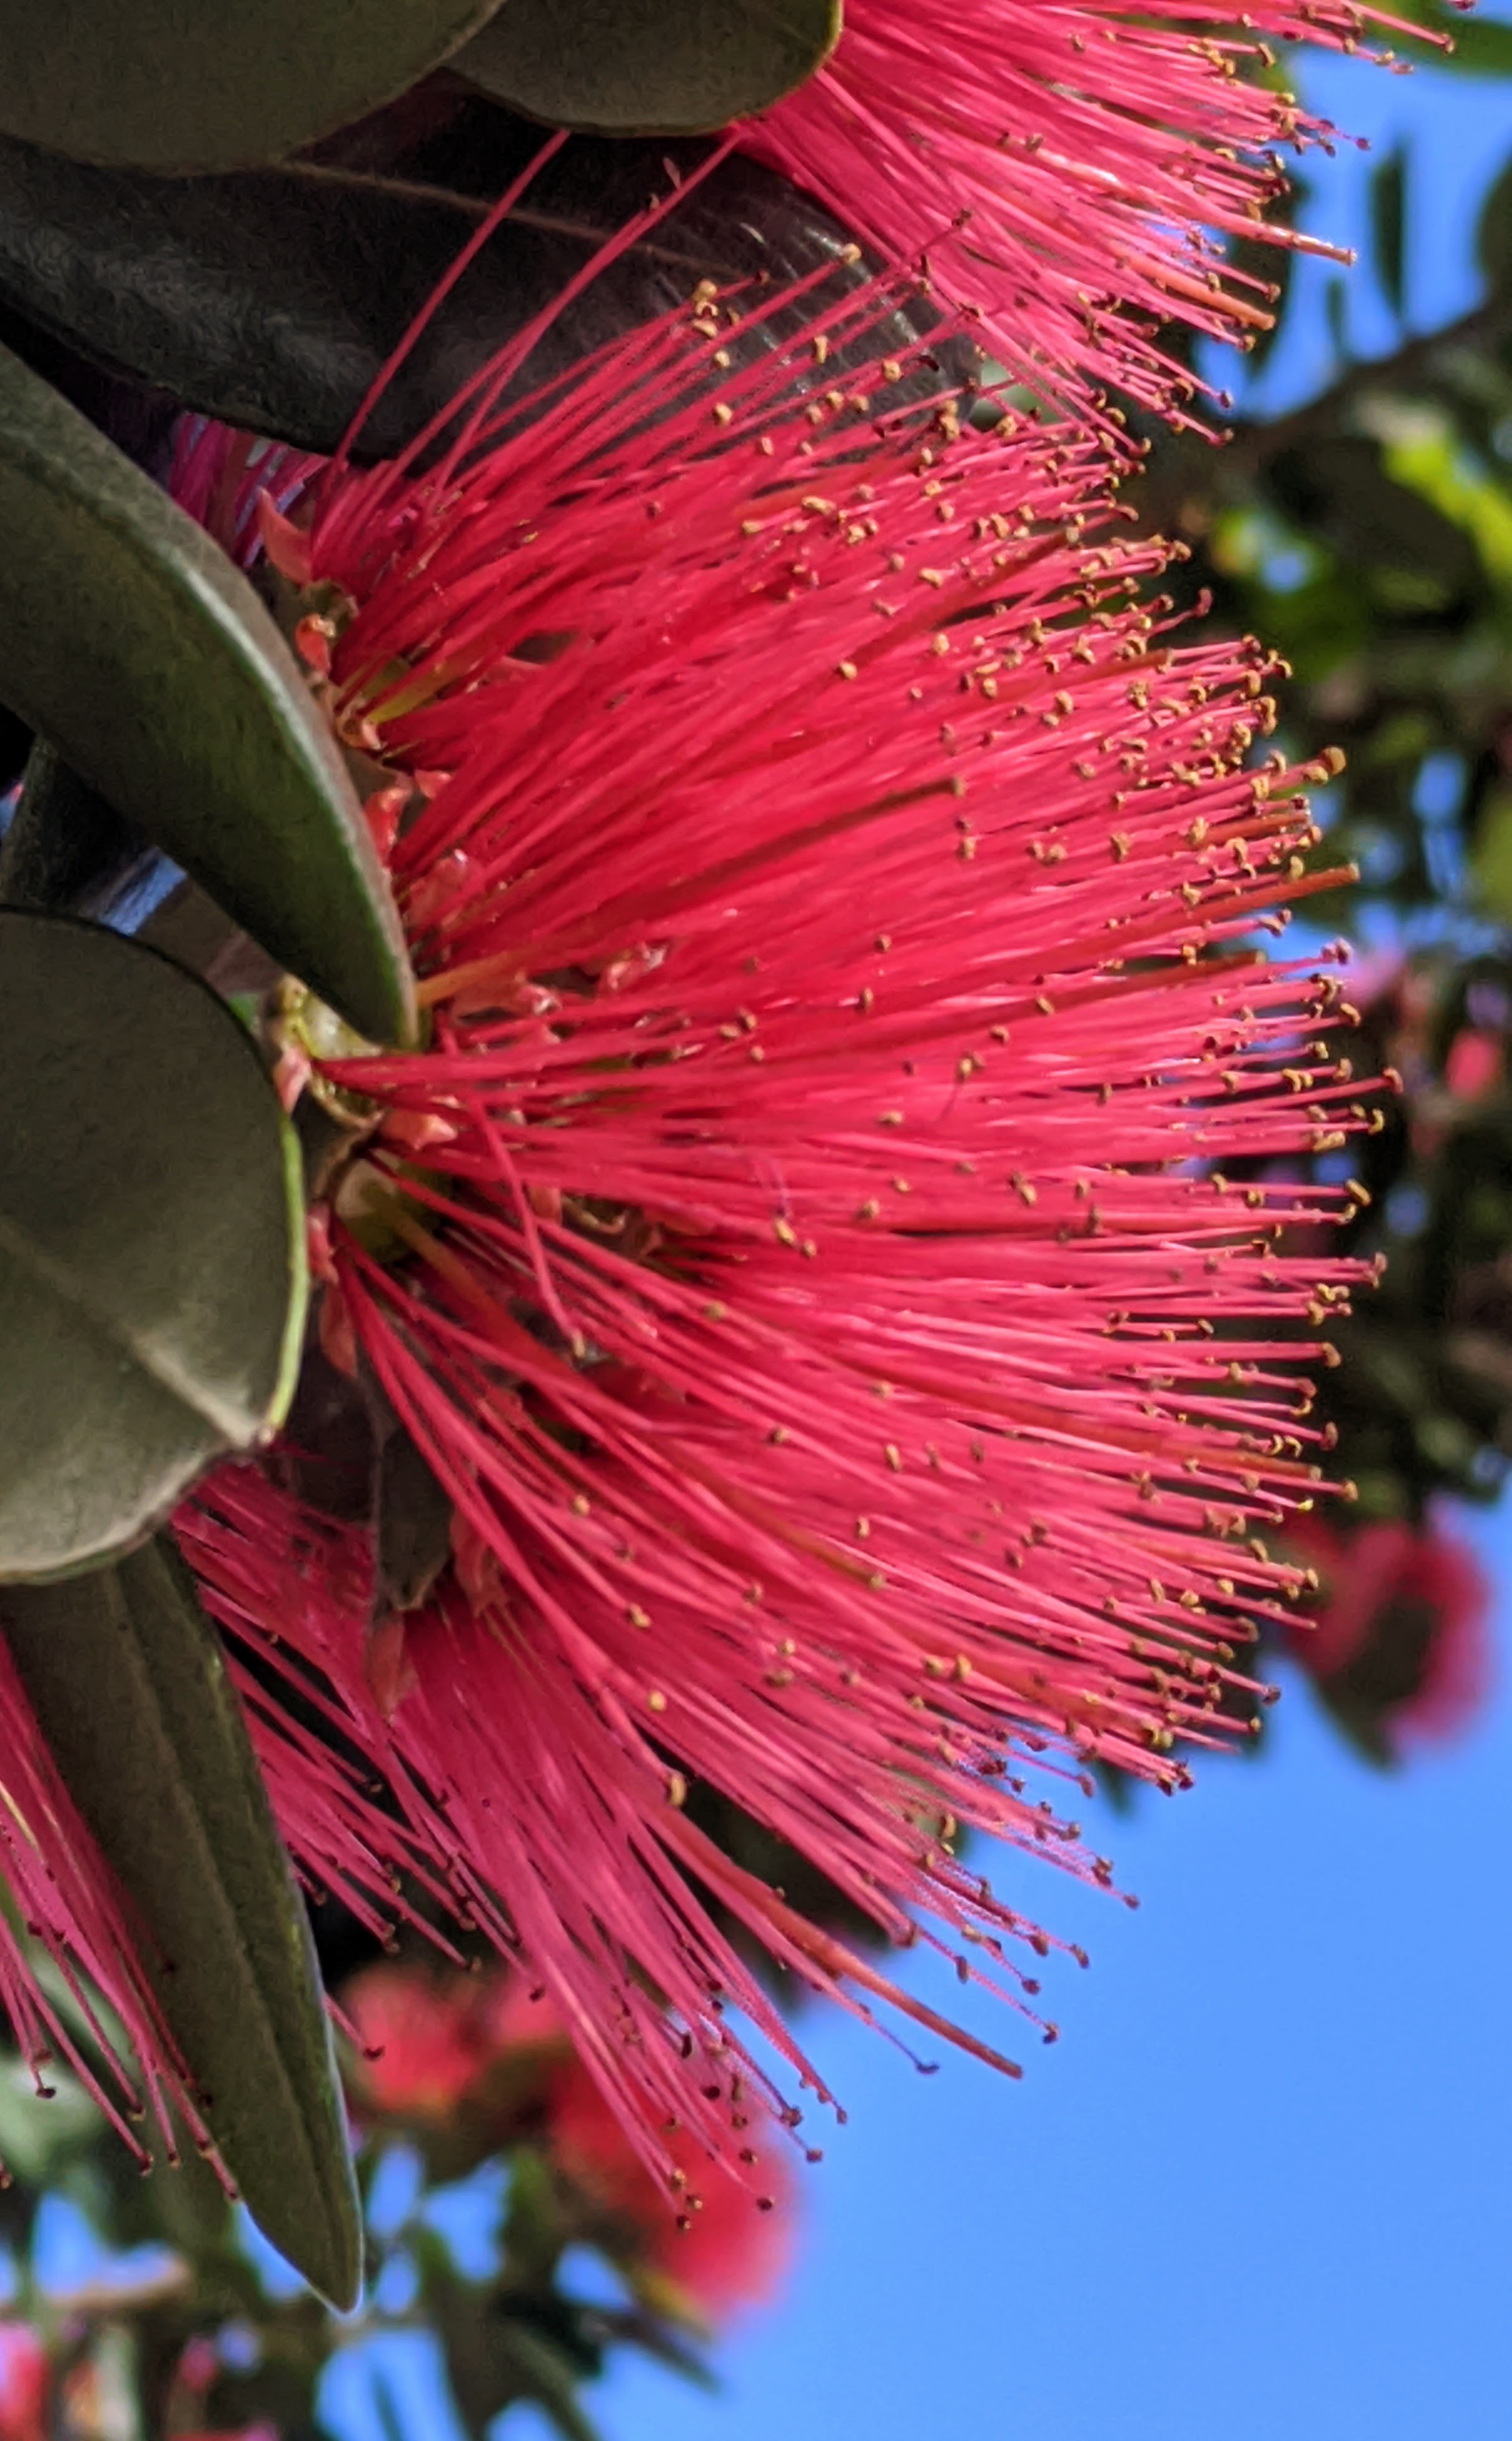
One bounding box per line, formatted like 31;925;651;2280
0;122;936;460
1369;144;1407;321
455;0;839;135
0;0;504;171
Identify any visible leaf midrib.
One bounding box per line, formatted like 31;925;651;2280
0;1204;259;1445
287;158;759;276
120;1567;334;2231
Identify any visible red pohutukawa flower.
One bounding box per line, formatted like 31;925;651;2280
745;1;1442;419
547;2034;794;2319
0;2326;47;2441
341;1962;499;2122
344;1965;791;2317
1285;1514;1493;1755
162;270;1377;2207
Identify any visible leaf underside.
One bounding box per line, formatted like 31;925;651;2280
0;119;948;461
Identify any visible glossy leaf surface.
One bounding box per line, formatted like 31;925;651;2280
0;912;306;1581
0;342;413;1041
456;0;839;134
0;0;504;171
0;1537;362;2307
0;124;908;459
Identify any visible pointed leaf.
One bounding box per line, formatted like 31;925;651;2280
455;0;840;135
0;1;504;171
0;343;413;1041
0;739;141;918
3;743;289;1004
0;910;306;1582
377;1426;455;1614
1368;144;1407;321
0;1536;362;2307
0;126;922;460
1477;154;1512;294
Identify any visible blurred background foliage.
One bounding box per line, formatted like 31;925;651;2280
1135;22;1512;1567
6;14;1512;2440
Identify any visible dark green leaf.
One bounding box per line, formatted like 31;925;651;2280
1472;790;1512;923
0;124;924;460
1387;1;1512;78
1369;144;1407;322
1450;20;1512;76
1323;271;1350;369
455;0;839;135
2;742;286;1015
1269;435;1479;593
0;1;504;171
499;2325;606;2441
0;740;140;917
377;1425;455;1614
0;910;306;1582
0;343;413;1042
1477;155;1512;294
0;1536;362;2307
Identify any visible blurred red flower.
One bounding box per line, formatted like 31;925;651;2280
1287;1516;1493;1757
1444;1026;1502;1105
548;2047;793;2320
344;1964;791;2316
0;2330;45;2441
343;1964;499;2120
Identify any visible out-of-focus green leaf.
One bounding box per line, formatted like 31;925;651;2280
455;0;839;134
0;2056;100;2186
1374;402;1512;584
1268;430;1478;594
0;910;306;1584
1472;788;1512;921
1476;154;1512;291
0;0;504;170
1382;0;1512;76
1451;20;1512;75
0;343;413;1043
1370;144;1407;320
0;1536;362;2309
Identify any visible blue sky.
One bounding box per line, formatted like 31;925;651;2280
584;33;1512;2441
596;1536;1512;2441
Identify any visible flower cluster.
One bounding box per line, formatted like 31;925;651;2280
0;2329;45;2441
345;1965;791;2318
0;0;1429;2272
162;270;1376;2203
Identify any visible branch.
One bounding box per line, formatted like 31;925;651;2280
1222;292;1512;477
